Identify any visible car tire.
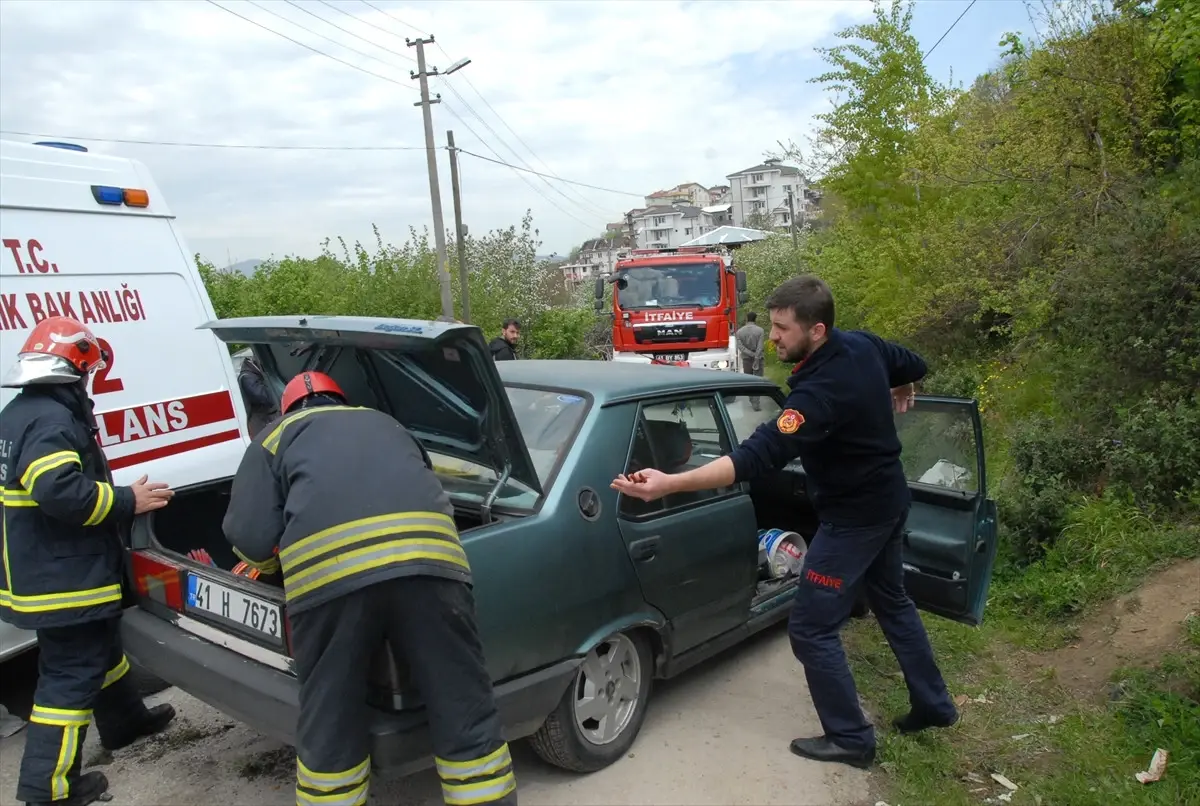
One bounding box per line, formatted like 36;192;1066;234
127;663;171;697
527;630;653;773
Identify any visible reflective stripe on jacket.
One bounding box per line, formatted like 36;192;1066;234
223;403;469;614
0;386;134;629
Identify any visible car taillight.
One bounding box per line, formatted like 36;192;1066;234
131;551;184;611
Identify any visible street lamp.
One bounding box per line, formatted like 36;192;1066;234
444;58;472;75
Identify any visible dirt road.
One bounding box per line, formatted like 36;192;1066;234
0;626;871;805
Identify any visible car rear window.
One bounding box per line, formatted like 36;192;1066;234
505;386;588;485
424;385;588;510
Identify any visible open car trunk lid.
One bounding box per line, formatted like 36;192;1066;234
201;315;543;496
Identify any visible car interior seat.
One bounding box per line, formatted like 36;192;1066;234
642;419;694;474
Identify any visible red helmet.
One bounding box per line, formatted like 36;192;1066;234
1;316;109;388
280;371;345;415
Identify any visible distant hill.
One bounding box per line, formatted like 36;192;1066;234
225;259;263;276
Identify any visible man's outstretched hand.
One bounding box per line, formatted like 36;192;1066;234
891;383;917;414
131;474;174;514
611;468;673;502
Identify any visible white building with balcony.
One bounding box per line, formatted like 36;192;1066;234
632;205;712;249
725;159;807;229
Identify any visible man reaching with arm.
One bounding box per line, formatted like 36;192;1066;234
611;275;958;770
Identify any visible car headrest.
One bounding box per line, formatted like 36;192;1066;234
642;419;693;468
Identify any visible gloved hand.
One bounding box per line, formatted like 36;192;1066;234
231;561;263;581
187;548;216;567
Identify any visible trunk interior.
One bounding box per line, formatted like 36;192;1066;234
150;480;487;571
145;480;488;710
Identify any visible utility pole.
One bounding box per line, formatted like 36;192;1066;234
787;190;798;249
625;210;636;249
408;35;453;319
446;130;471;324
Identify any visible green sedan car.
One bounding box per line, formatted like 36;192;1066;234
121;316;998;775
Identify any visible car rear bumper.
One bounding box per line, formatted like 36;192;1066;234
121;607;578;776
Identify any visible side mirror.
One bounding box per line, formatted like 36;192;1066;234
594;277;605;300
735;271;747;293
593;298;604;312
738;291;749;305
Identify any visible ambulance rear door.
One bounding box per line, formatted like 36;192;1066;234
0;139;250;490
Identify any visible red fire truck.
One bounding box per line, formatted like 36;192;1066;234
593;246;748;370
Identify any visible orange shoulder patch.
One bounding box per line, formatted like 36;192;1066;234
777;408;805;434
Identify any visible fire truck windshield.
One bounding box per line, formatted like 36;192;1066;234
615;262;721;310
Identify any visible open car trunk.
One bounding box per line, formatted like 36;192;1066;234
135;479;490;710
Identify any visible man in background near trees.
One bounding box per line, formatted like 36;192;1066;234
736;311;766;411
611;274;959;770
489;319;520;361
237;355;278;438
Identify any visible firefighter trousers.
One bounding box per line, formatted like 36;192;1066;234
16;617;149;804
787;507;956;753
289;576;516;806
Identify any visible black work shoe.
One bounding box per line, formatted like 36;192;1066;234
25;770;109;806
789;735;875;769
892;708;959;735
101;703;176;751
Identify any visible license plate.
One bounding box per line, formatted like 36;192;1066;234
653;353;687;362
186;573;283;641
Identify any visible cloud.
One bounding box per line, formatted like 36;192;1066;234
0;0;873;260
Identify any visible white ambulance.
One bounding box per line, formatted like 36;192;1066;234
0;139;250;666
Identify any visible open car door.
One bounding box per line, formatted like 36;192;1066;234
897;396;998;627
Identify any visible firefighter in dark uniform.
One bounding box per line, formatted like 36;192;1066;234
0;316;177;806
612;275;959;770
222;371;517;806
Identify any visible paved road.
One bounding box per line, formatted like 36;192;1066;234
0;626;871;806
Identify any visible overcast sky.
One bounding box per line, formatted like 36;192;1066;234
0;0;1037;264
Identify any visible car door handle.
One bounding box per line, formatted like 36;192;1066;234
629;537;660;562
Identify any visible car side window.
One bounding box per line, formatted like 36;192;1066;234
720;392;783;444
618;395;735;518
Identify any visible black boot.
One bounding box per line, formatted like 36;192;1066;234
100;703;176;751
25;771;109;806
789;735;875;769
892;707;959;735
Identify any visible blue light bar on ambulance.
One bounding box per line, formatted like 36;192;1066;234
90;185;150;208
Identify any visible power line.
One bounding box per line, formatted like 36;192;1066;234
357;0;426;36
453;147;644;197
285;0;415;63
205;0;414;91
437;80;615;222
243;0;417;82
434;40;617;221
0;131;428;151
325;0;419;45
441;101;604;231
924;0;977;59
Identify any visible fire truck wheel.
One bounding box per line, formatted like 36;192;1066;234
527;630;653;772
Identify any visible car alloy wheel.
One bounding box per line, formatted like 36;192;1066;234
571;632;642;746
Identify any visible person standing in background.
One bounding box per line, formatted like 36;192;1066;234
736;311;766;411
489;319;521;361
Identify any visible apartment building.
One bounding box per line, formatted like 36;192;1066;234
725;158;807;229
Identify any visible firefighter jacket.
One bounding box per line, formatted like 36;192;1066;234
222;401;470;615
0;385;135;629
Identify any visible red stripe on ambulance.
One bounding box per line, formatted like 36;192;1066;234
107;429;242;471
95;390;238;448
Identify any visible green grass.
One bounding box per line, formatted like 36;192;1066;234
846;506;1200;805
